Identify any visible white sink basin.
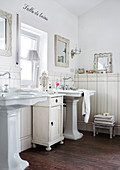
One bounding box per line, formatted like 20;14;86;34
0;88;48;170
0;88;47;110
58;89;95;97
58;89;83;98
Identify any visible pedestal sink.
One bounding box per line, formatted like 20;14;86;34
58;89;95;140
0;88;48;170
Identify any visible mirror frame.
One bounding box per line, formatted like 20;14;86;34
94;53;112;73
55;35;69;67
0;9;12;56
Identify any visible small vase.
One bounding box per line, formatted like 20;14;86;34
56;86;58;93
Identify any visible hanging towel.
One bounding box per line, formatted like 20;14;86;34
82;90;91;123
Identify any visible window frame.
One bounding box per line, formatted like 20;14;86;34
20;29;40;86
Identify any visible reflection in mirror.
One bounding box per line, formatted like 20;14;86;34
94;53;112;73
98;56;107;70
55;35;69;67
0;9;12;56
0;17;6;50
58;40;66;63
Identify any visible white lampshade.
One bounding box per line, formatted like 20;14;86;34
27;50;39;61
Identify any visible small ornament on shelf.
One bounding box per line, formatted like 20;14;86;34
40;71;48;92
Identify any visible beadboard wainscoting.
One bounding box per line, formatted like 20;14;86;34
74;73;120;135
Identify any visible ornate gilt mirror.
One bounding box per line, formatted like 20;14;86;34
0;9;12;56
94;53;112;73
55;35;69;67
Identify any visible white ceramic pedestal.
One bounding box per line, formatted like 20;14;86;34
0;89;47;170
64;97;83;140
0;109;29;170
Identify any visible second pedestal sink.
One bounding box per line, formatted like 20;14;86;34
0;88;48;170
58;89;95;140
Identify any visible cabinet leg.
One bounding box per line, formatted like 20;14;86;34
113;126;115;136
93;124;96;136
110;127;112;139
32;143;37;148
96;130;98;135
46;146;52;151
60;140;64;144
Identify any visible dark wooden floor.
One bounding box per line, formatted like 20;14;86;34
20;131;120;170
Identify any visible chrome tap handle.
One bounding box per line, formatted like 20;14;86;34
4;84;9;93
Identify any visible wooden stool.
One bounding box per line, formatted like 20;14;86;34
93;122;115;139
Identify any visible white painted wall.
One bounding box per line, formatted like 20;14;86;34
0;0;79;73
78;0;120;73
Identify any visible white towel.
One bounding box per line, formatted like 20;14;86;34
94;120;115;125
82;90;91;123
94;118;114;122
94;114;114;119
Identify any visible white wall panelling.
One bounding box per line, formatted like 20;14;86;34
97;74;108;114
75;73;120;135
87;74;97;131
107;74;118;123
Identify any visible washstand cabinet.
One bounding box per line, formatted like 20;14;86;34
32;94;64;151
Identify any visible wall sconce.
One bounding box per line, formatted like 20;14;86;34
71;48;81;58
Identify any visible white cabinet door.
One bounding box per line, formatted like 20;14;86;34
33;106;61;143
50;106;60;141
33;107;49;143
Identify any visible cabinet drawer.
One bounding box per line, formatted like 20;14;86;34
34;96;62;107
50;97;62;106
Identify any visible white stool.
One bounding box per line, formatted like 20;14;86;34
93;122;115;139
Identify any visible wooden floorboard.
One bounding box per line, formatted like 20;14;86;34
20;131;120;170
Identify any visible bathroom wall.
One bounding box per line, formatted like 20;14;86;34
78;0;120;73
0;0;79;74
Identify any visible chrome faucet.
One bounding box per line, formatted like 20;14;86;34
0;72;11;79
63;77;74;90
0;72;11;93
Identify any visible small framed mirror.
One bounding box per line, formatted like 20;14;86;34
94;53;112;73
0;9;12;56
55;35;69;67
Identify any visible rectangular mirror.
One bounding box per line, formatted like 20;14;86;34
94;53;112;73
55;35;69;67
0;9;12;56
